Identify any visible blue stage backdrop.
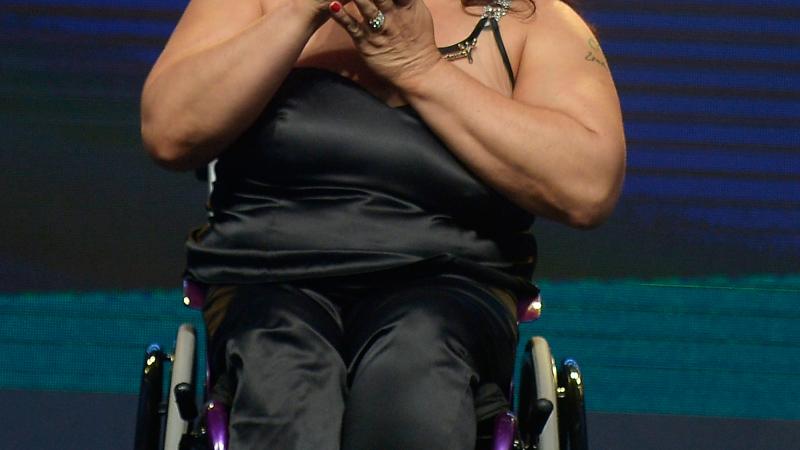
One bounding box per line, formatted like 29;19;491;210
0;0;798;445
0;0;797;288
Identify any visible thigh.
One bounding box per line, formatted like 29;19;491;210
206;283;348;450
340;274;518;450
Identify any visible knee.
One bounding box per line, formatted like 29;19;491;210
343;302;479;449
351;298;475;383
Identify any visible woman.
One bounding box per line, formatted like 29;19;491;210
141;0;624;447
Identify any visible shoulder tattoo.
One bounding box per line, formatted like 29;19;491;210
584;38;607;68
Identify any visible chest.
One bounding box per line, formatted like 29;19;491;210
295;0;528;105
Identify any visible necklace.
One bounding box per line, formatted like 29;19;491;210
438;0;512;63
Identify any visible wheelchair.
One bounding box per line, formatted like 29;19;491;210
134;279;589;450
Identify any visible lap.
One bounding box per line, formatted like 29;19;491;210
205;283;348;449
204;273;518;449
341;274;517;449
343;274;517;387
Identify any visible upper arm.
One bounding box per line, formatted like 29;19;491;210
512;0;624;152
146;0;263;84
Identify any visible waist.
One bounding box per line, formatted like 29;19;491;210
187;184;538;295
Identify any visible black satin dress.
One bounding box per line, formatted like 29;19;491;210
184;12;540;449
185;67;538;297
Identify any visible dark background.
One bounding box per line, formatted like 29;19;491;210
1;0;798;292
1;0;798;448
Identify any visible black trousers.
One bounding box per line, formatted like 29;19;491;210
204;273;518;450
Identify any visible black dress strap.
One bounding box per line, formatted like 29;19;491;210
488;18;516;88
437;1;516;88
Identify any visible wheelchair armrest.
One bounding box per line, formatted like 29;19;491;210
517;293;542;323
183;279;208;310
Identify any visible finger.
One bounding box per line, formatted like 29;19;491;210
350;0;384;23
328;2;367;41
374;0;395;11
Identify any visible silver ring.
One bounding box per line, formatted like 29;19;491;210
367;10;385;32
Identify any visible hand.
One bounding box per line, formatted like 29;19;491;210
327;0;444;89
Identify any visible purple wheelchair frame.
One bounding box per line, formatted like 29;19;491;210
182;278;544;450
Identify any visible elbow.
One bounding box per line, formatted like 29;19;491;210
147;149;197;172
564;163;625;230
140;85;205;172
526;183;620;229
564;198;615;229
142;130;192;172
518;167;623;229
141;118;204;172
567;137;626;229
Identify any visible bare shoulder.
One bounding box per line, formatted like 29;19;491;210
521;1;593;32
512;0;624;152
513;0;617;97
518;0;609;70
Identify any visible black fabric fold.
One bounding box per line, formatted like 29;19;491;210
186;68;538;298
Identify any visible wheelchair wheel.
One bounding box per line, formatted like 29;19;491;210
164;324;197;450
530;336;560;450
134;344;166;450
558;358;588;450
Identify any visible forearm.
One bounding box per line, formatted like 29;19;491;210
399;61;625;228
141;3;325;170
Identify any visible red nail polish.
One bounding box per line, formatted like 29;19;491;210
329;1;342;12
